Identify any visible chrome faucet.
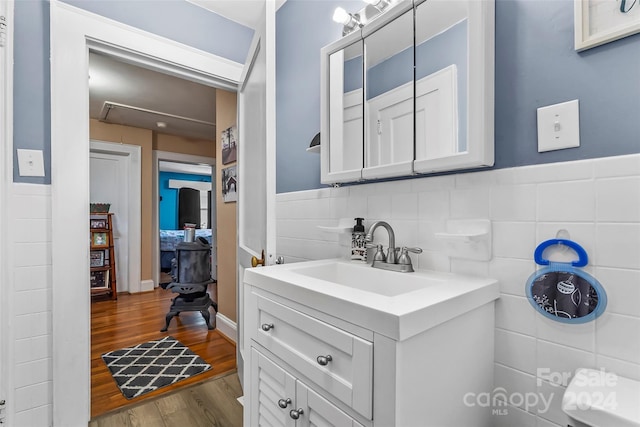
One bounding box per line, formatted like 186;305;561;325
365;221;397;264
365;221;422;273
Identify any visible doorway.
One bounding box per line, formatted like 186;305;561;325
155;157;217;286
89;141;142;294
50;3;242;424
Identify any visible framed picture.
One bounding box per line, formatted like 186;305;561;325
575;0;640;51
90;218;107;229
92;232;108;247
222;165;237;203
90;270;109;289
221;125;237;165
90;250;105;267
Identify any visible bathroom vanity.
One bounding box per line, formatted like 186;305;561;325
242;259;499;426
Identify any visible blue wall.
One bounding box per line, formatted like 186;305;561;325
12;0;253;184
159;172;211;230
275;0;640;193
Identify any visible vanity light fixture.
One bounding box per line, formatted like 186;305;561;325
333;7;363;36
334;0;397;37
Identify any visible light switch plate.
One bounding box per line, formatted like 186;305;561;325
537;99;580;152
17;149;46;177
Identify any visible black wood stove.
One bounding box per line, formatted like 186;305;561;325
160;236;217;332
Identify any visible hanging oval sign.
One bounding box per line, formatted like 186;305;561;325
526;239;607;324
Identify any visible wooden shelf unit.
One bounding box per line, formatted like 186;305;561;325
90;213;117;300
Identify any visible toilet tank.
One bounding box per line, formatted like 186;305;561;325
562;368;640;427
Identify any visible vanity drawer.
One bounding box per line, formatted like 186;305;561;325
251;292;373;419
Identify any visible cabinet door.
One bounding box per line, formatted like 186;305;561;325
251;348;297;427
295;382;365;427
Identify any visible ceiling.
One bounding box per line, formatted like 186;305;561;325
89;52;218;141
88;1;288;142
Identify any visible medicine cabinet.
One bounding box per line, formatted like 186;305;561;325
320;0;495;185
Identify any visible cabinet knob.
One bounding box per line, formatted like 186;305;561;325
277;398;291;409
316;355;333;366
261;323;274;332
289;408;304;420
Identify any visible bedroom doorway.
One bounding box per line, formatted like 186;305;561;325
156;158;217;286
152;151;216;290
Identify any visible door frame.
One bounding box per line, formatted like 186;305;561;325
237;0;277;396
152;150;215;291
50;2;241;424
0;0;14;420
90;140;142;294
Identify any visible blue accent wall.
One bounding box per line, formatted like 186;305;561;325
343;55;363;93
159;172;211;230
275;0;640;193
12;0;253;183
366;46;413;100
13;0;51;185
62;0;254;64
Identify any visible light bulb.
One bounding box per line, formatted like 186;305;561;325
333;7;351;26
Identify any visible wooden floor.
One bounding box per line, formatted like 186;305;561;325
89;371;243;427
91;286;237;419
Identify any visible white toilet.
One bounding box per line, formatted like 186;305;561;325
562;368;640;427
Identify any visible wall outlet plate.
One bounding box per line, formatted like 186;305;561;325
537;99;580;152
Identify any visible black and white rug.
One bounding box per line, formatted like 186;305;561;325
102;336;212;399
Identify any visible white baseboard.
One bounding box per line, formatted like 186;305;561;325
128;279;154;293
215;312;237;343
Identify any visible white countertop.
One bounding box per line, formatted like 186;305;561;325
244;258;499;341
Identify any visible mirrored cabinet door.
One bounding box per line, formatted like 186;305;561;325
362;8;414;180
413;0;494;173
321;38;364;184
414;0;467;163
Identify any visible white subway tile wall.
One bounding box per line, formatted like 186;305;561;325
275;154;640;426
5;154;638;425
9;184;53;426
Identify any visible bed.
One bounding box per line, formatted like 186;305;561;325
160;229;213;271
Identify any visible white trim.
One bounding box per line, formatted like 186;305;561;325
215;313;238;344
0;1;14;422
90;140;142;294
140;279;155;292
168;179;212;192
50;2;240;424
152;151;215;289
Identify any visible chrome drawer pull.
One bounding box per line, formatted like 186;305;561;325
261;323;274;331
316;355;333;366
289;408;304;420
278;398;291;409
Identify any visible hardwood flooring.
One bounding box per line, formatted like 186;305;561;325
89;371;243;427
91;286;237;419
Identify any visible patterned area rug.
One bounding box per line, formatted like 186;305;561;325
102;336;212;399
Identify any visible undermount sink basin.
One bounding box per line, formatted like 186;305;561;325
289;261;443;297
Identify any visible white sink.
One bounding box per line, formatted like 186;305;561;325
290;262;443;297
243;258;499;340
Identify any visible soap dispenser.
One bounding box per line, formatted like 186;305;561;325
351;218;367;262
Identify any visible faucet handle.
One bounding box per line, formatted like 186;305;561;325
403;247;423;254
397;247;422;266
371;243;386;262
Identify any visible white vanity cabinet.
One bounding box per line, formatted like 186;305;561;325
243;261;499;427
251;348;365;427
